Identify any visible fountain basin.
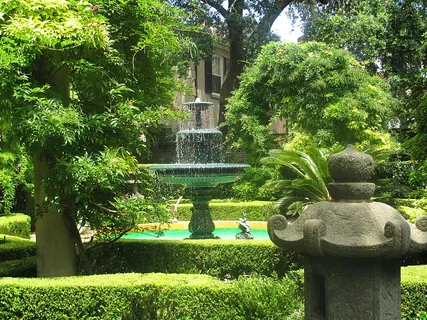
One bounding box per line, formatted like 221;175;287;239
123;221;268;240
150;163;250;188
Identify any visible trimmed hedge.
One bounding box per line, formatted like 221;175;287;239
175;201;278;221
0;273;303;320
87;239;303;279
0;266;426;319
0;256;36;277
402;265;427;320
0;213;31;239
0;234;36;262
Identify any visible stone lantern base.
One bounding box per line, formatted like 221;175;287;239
304;255;401;320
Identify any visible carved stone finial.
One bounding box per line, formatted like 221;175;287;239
327;145;375;200
328;145;374;182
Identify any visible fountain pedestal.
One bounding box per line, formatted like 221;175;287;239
188;187;217;239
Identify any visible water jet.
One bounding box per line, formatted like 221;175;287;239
150;101;250;239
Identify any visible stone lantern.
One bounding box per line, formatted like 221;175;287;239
268;145;427;320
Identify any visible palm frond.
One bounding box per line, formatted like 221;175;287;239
261;147;331;215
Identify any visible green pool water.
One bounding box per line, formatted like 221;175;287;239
123;228;269;240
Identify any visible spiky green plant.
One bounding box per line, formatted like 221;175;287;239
261;147;332;216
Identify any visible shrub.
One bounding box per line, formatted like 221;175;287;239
0;273;303;320
86;239;303;279
0;256;36;277
0;234;36;262
394;199;427;223
0;213;31;239
174;201;278;221
402;265;427;319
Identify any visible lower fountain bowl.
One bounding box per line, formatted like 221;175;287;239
149;163;250;188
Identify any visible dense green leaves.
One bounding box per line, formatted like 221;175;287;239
0;0;199;272
261;147;331;215
1;0;109;50
226;41;395;156
291;0;427;161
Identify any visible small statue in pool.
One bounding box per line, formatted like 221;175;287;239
236;212;254;240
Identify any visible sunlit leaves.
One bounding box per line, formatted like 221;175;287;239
0;0;188;238
1;0;109;50
292;0;427;160
226;41;395;156
261;147;331;215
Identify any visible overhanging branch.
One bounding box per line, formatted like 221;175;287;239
249;0;293;43
202;0;228;18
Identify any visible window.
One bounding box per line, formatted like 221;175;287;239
205;55;229;97
211;56;221;94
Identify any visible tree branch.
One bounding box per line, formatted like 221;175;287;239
248;0;292;43
85;227;132;253
201;0;228;18
91;201;118;213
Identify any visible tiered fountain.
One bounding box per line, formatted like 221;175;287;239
150;101;250;239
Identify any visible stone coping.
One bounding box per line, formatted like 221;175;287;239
137;220;267;231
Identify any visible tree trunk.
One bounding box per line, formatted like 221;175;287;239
33;53;77;277
34;151;77;277
63;207;93;275
218;0;246;135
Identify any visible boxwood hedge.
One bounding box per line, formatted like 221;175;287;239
173;201;277;222
0;266;426;319
0;256;36;277
0;273;304;320
86;239;303;279
402;265;427;320
0;213;31;239
0;234;36;262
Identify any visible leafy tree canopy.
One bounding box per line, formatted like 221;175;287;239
289;0;427;160
0;0;198;275
226;41;396;159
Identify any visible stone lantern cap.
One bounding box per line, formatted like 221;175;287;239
268;145;427;258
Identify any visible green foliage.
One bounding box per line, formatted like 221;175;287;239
394;198;427;223
229;167;276;201
0;146;32;215
0;0;198;251
291;0;389;70
51;149;170;242
231;274;304;320
402;265;427;319
261;147;331;215
0;273;303;319
0;256;36;277
173;201;278;222
87;239;303;279
408;159;427;191
0;213;31;239
226;41;395;158
0;265;426;319
1;0;109;51
291;0;427;161
0;233;36;262
374;156;427;201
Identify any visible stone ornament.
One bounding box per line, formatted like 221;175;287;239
268;144;427;259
